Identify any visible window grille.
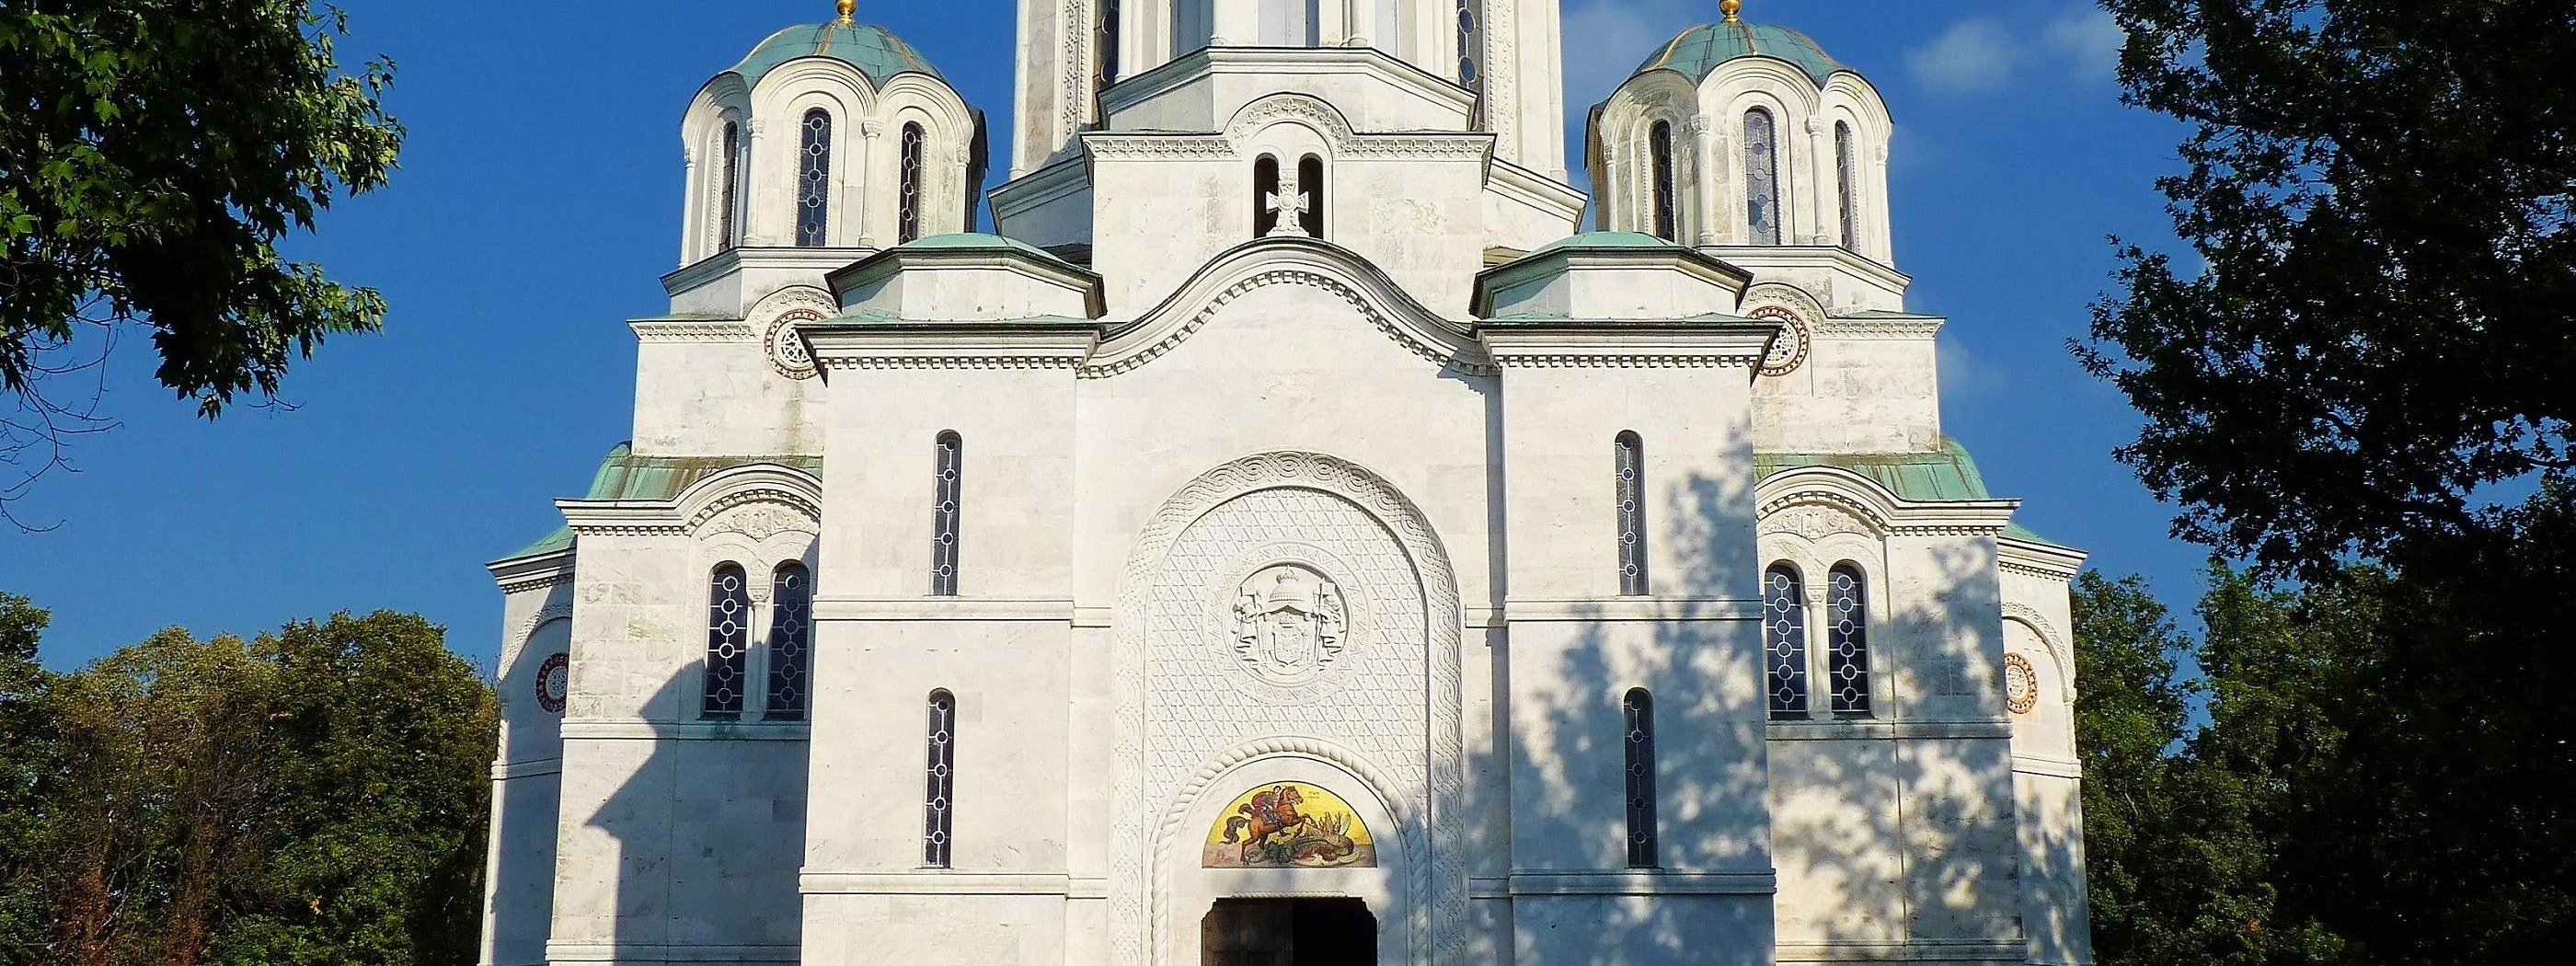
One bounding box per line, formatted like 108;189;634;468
1828;564;1872;714
1623;689;1658;868
925;690;957;867
1765;565;1810;718
899;122;926;244
1650;121;1678;242
1616;432;1648;596
765;562;812;720
1455;0;1481;90
1744;108;1781;245
703;564;750;718
932;432;962;595
797;109;833;247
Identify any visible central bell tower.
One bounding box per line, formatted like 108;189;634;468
1008;0;1567;178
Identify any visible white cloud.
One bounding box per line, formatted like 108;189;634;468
2043;7;2125;84
1906;19;2022;95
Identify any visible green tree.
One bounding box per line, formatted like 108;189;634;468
0;0;402;510
2078;0;2576;581
0;593;58;963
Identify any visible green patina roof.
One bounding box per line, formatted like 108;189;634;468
729;21;942;88
1520;231;1684;259
897;232;1077;266
1637;21;1848;87
1758;437;2066;547
494;443;824;563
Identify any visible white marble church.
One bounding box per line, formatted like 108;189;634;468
478;1;2095;964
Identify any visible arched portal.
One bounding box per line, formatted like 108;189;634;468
1111;452;1466;965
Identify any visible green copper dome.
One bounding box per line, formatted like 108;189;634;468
729;20;943;88
1634;21;1848;87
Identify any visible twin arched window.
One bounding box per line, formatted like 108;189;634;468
899;122;927;245
1623;688;1658;868
931;431;963;595
1616;432;1648;596
1253;155;1325;239
1742;108;1781;246
701;560;816;720
925;689;958;867
1649;121;1678;243
1763;560;1873;716
797;109;834;247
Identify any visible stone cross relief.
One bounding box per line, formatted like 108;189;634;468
1265;187;1313;237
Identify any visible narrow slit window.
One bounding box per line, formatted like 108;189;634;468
765;561;813;721
931;432;962;596
1624;689;1659;868
1098;1;1121;89
1616;432;1648;596
899;122;926;244
1765;565;1810;718
703;563;751;719
797;109;833;247
1296;155;1325;239
925;690;957;868
1743;108;1781;246
1253;155;1282;238
1455;0;1481;91
1650;121;1678;242
1835;121;1858;250
1827;564;1872;714
718;121;741;251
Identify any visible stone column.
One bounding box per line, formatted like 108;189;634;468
1690;115;1720;246
858;121;884;248
1805;115;1834;246
744;119;771;247
679;142;699;265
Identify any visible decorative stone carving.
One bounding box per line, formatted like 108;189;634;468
2004;652;2040;715
1767;504;1873;540
749;285;838;380
1230;565;1349;687
703;503;817;542
1750;304;1812;377
535;652;570;715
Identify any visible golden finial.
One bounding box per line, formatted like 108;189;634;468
1721;0;1742;24
835;0;857;24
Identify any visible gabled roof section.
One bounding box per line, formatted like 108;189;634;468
491;443;825;564
1758;436;2069;547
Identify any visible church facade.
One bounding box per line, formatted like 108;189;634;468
477;2;2095;964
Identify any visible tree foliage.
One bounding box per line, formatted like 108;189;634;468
2079;0;2576;580
0;0;402;509
0;605;497;966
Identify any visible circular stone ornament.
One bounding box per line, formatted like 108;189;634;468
751;285;838;380
536;652;570;715
1751;305;1811;377
2004;652;2039;715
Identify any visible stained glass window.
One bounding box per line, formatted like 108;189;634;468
1455;0;1480;90
1098;0;1121;89
925;689;957;868
1616;432;1648;596
797;109;832;247
932;431;962;596
1828;564;1872;714
719;121;741;251
1765;565;1810;718
1650;121;1678;242
703;563;750;719
1835;121;1858;250
899;122;926;245
1623;689;1658;868
765;561;812;720
1743;108;1781;246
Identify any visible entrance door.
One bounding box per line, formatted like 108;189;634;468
1202;898;1377;966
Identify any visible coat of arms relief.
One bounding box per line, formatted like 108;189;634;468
1232;565;1348;687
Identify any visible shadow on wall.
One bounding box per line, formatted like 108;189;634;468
1455;461;2018;964
576;671;811;964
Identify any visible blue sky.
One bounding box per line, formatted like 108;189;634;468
0;0;2206;670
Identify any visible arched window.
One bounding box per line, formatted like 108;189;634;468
1835;121;1858;250
1296;154;1325;238
1616;432;1648;596
1765;564;1810;718
1743;108;1781;246
796;109;833;247
1253;155;1282;237
1649;121;1678;242
1098;0;1121;89
1455;0;1481;90
925;689;957;868
931;431;962;595
1827;564;1872;713
703;563;751;718
718;121;742;251
898;122;926;245
765;561;813;720
1623;688;1658;868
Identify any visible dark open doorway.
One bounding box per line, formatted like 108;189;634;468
1201;897;1377;966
